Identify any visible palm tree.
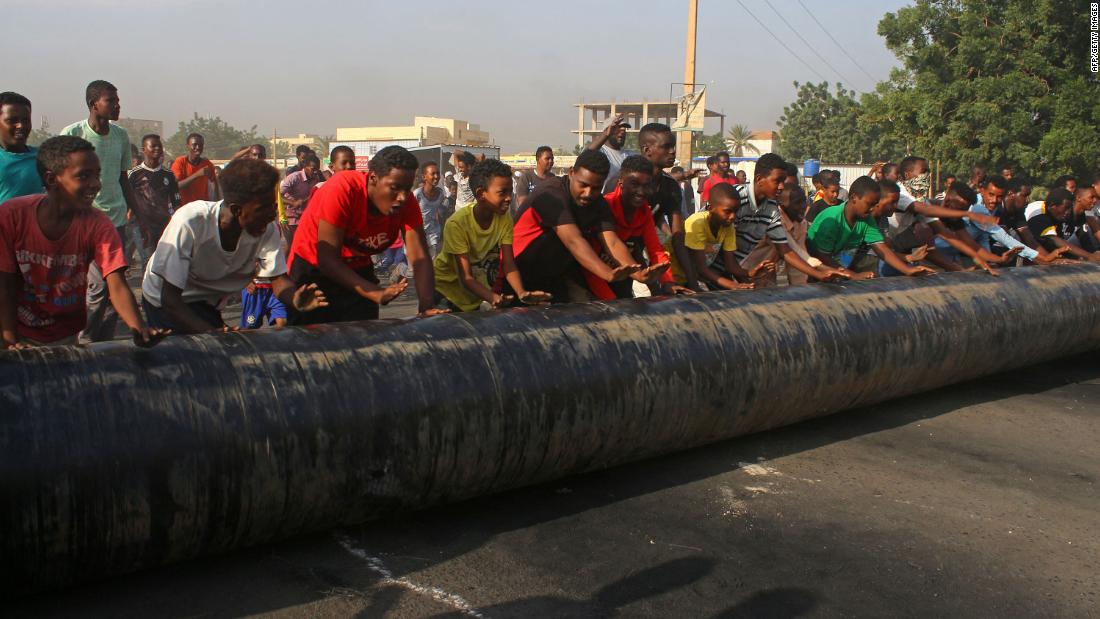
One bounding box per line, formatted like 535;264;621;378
725;125;761;157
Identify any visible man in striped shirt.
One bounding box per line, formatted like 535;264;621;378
732;153;849;285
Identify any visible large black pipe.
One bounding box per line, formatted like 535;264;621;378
2;265;1100;594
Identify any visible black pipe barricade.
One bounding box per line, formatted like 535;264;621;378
2;264;1100;594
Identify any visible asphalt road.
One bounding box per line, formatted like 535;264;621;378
9;348;1099;618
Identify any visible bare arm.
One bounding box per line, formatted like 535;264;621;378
586;114;624;151
929;221;998;275
689;248;747;290
402;224;441;314
455;253;498;306
105;270;165;346
1038;233;1100;262
175;167;210;190
913;202;997;225
159;280;222;334
271;274;327;313
554;223;638;282
871;243;935;276
774;242;847;281
667;211;696;290
120;171;140;221
316;220;406;304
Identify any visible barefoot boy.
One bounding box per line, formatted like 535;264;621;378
0;136;163;348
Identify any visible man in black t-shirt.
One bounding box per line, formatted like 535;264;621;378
637;123;692;276
512;150;656;302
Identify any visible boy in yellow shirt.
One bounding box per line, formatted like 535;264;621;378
669;183;774;291
433;159;552;311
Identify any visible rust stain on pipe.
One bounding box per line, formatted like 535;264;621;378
2;264;1099;594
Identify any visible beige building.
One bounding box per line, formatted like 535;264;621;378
336;117;490;146
745;130;777;156
271;133;324;152
114;118;163;139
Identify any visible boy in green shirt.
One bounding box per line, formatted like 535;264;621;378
433;159;551;311
808;176;936;279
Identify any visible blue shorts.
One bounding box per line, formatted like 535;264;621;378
240;286;288;328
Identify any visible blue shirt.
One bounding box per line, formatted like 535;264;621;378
966;199;1038;261
0;146;42;204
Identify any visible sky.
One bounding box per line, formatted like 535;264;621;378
6;0;912;154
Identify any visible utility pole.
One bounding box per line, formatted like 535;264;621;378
678;0;698;168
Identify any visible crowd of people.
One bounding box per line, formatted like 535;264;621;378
0;81;1096;350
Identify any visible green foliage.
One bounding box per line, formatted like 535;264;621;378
725;125;761;157
693;131;727;155
165;113;267;160
28;117;53;147
776;81;883;164
773;0;1099;184
868;0;1100;185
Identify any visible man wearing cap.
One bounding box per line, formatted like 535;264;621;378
585;114;633;193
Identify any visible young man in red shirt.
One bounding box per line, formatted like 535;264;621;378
585;155;691;299
171;133;220;204
699;151;735;209
288;145;446;323
0;136;164;348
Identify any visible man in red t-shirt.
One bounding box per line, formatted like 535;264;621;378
0;136;164;348
584;155;693;300
288;145;446;323
171;133;220;205
699;151;735;208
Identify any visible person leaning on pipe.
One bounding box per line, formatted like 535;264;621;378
140;158;328;334
807;176;936;279
285;145;448;323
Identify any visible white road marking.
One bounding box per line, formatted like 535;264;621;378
333;531;487;618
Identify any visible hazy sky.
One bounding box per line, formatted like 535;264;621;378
7;0;910;153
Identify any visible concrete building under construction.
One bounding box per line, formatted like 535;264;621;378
572;101;725;149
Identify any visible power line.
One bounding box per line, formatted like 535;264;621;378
734;0;830;83
761;0;860;89
796;0;880;86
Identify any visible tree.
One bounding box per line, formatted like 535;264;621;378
28;116;53;147
693;131;727;156
165;113;267;160
776;81;879;164
869;0;1099;185
724;125;760;157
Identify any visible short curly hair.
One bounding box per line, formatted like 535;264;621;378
36;136;96;183
370;145;419;178
620;154;655;177
469;159;513;194
574;149;610;177
219;158;280;205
